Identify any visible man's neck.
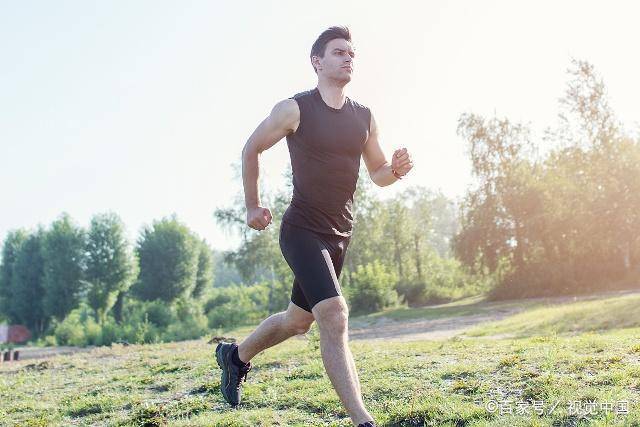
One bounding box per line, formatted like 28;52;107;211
316;80;347;109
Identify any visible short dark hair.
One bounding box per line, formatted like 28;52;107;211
310;26;352;73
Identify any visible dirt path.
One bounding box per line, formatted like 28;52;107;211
347;306;522;342
3;345;95;362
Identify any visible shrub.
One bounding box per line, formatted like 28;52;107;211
206;284;269;329
396;255;492;307
345;260;399;315
162;296;209;341
53;311;86;346
143;300;175;328
53;304;100;346
100;318;119;345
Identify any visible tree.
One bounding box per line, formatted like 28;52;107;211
453;59;640;299
11;228;47;334
132;215;199;303
346;166;389;273
213;162;298;290
192;239;214;299
382;194;413;282
42;213;86;322
85;212;136;324
454;113;534;274
0;229;28;322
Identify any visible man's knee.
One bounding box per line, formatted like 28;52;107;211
312;296;349;335
283;306;315;335
285;317;313;335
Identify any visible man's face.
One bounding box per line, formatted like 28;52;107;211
313;38;355;83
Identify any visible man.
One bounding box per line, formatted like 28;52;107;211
216;25;413;427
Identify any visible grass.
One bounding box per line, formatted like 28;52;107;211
464;292;640;338
1;292;639;426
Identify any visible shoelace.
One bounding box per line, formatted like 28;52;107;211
236;363;252;388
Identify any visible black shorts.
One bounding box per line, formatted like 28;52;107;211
278;221;351;313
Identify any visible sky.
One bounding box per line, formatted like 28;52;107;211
1;1;639;252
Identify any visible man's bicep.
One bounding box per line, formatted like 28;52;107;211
362;113;388;175
245;99;299;154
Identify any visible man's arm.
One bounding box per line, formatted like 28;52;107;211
241;99;299;230
362;111;413;187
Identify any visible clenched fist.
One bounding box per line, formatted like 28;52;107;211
246;206;272;231
392;147;414;178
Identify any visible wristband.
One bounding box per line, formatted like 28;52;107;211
392;167;403;180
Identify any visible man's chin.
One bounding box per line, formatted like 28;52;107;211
327;73;351;86
338;74;352;84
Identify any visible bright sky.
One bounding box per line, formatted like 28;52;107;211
2;1;639;252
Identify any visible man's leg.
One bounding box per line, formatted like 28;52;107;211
237;301;315;363
312;295;374;427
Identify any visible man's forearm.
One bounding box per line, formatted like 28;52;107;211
242;146;261;209
371;162;401;187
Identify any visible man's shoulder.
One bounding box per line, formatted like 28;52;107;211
289;88;316;100
348;97;370;112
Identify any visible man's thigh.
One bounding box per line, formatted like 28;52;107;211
280;223;344;312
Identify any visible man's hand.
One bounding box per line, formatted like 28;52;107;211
391;147;414;178
246;206;273;231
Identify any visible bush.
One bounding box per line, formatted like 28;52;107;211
100;318;119;345
54;304;103;346
162;296;209;341
143;300;175;328
489;258;578;300
206;284;269;329
396;255;492;307
117;300;169;344
345;260;399;315
36;334;58;347
53;301;168;347
53;312;86;346
50;294;229;347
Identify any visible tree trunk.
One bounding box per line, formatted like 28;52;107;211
113;291;125;324
414;233;423;281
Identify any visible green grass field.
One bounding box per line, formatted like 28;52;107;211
1;291;639;426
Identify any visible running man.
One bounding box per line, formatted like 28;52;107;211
216;25;413;427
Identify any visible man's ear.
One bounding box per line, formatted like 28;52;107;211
311;55;321;71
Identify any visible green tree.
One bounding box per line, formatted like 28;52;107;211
42;213;86;322
454;112;534;274
132;215;199;303
0;229;28;322
11;228;47;334
192;239;214;299
382;195;413;282
213;162;298;314
85;212;136;324
346;166;389;273
454;59;640;299
211;249;243;288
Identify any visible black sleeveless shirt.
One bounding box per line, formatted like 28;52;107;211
281;87;371;237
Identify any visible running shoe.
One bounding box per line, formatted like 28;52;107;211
215;342;252;406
